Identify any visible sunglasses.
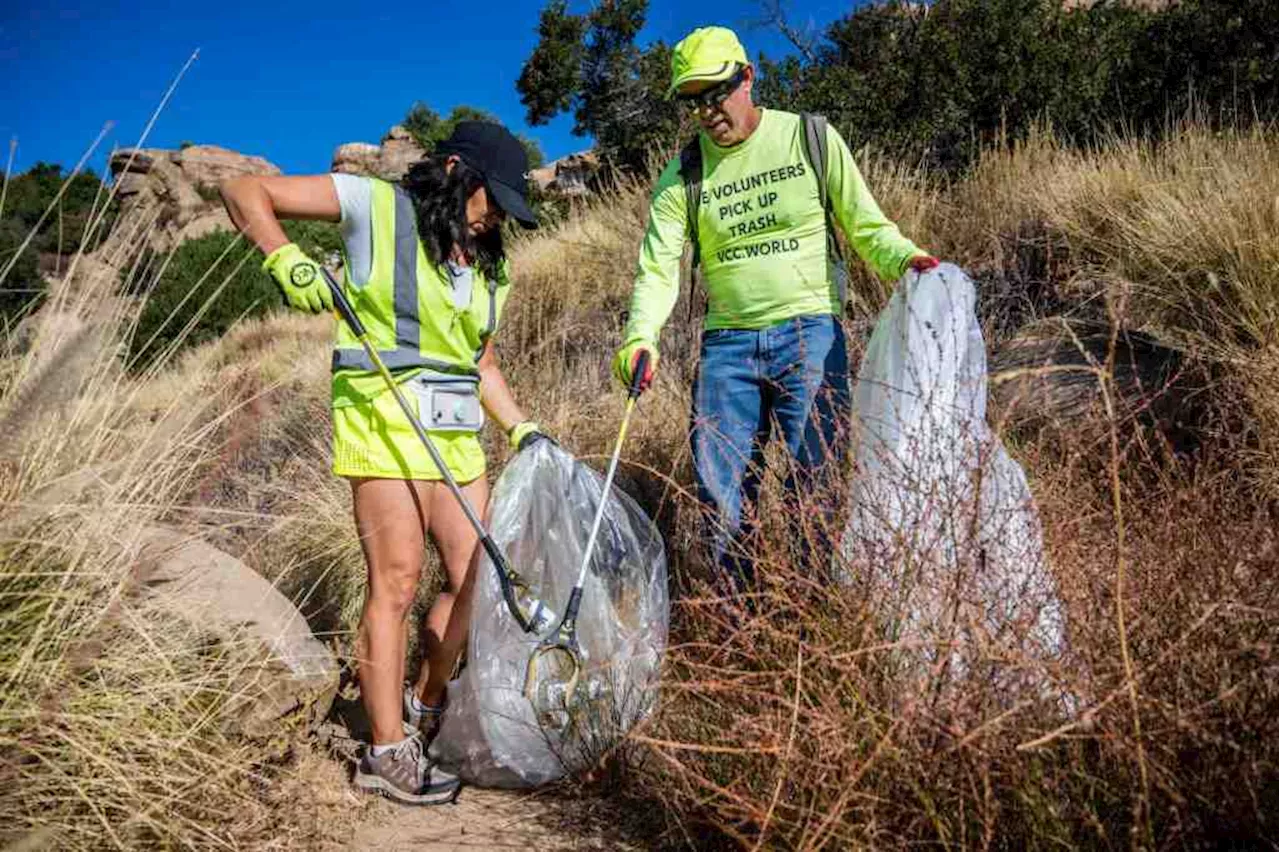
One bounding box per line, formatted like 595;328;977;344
676;66;747;111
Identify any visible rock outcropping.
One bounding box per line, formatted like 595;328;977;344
100;132;604;267
528;150;600;197
108;144;280;254
331;125;426;181
332;126;602;198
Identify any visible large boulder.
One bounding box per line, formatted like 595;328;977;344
171;144;281;187
331;142;382;177
108;145;280;254
110;150;204;225
110;145;279;189
138;526;340;736
989;317;1190;436
377;125;426;179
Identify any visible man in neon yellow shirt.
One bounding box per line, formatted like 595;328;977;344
613;26;938;590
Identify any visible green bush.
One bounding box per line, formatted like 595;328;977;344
127;220;340;369
0;219;43;331
759;0;1277;170
403;103;544;168
517;0;1276;176
0;162;118;329
1;162;118;256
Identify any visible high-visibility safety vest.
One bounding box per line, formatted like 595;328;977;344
331;178;508;405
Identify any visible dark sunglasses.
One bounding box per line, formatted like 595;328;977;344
676;66;747;110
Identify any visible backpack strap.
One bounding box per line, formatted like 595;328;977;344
678;137;703;269
800;112;844;264
678;136;704;322
679;117;844;317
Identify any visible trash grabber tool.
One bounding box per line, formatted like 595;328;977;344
321;267;550;634
523;351;650;713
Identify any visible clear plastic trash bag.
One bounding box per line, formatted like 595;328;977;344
840;263;1066;700
431;440;668;787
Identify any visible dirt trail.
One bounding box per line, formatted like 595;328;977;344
344;786;644;851
317;694;647;852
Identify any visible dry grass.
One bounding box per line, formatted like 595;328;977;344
499;126;1278;848
1;122;1274;848
0;208;364;847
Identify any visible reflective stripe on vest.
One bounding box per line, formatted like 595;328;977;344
332;184;498;375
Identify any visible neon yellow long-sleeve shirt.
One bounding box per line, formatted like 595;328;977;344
623;108;924;347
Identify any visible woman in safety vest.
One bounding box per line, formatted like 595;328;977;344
220;121;548;805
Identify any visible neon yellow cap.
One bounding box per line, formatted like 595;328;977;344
668;26;749;96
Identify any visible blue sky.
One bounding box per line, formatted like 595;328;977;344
0;0;854;179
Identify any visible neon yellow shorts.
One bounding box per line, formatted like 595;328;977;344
331;388;486;482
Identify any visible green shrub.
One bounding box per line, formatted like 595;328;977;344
403;103;545;168
127;220;340;369
517;0;1277;176
0;219;43;330
1;162;118;256
0;162;118;328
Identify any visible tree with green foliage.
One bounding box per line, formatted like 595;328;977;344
127;220;340;368
517;0;686;172
515;0;1275;178
517;1;586;122
0;162;119;326
1106;0;1277;129
1;162;117;255
756;0;1276;170
0;219;42;329
403;103;544;169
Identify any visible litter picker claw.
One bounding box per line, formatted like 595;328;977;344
522;351;650;714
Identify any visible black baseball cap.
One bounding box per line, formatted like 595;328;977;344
436;121;539;230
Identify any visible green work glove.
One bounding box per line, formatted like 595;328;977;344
262;242;334;314
612;340;657;392
509;421;555;452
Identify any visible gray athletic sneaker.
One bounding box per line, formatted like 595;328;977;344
403;686;445;745
354;735;460;806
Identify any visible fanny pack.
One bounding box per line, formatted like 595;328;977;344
408;372;484;433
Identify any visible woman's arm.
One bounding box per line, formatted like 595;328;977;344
219;175;342;254
477;341;528;436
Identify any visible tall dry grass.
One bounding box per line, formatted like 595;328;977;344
2;121;1273;848
0;189;364;847
496;126;1278;848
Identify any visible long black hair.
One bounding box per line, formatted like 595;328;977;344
399;155;504;281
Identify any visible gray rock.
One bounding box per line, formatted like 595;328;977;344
170;144;281;187
529;150;600;196
138;526;340;736
330;125;427;180
109;148;156;175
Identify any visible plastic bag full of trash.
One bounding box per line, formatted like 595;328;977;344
431;440;668;787
840;263;1065;699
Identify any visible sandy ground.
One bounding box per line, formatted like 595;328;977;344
312;690;649;852
345;785;645;851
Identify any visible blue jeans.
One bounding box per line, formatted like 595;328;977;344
691;314;851;592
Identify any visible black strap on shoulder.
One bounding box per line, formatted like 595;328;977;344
678;137;703;270
678;136;704;322
800;112;843;264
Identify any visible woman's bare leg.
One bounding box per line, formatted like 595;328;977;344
412;475;488;707
351;477;430;745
